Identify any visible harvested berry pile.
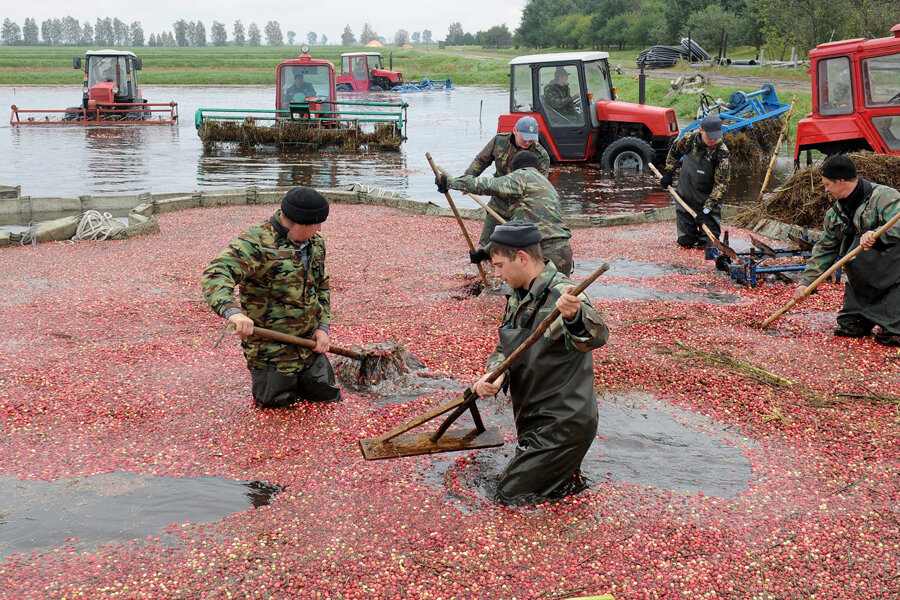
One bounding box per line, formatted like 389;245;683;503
1;204;899;599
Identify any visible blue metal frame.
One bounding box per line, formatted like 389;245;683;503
679;84;790;138
704;244;842;287
391;78;453;93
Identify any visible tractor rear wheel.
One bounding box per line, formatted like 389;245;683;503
601;137;654;173
369;84;383;92
337;83;352;92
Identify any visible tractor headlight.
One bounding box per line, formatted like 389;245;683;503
112;85;119;94
300;44;310;53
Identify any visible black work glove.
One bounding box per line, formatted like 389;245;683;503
435;174;449;194
659;172;674;189
469;248;489;264
694;211;715;230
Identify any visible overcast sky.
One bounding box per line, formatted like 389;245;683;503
6;0;528;42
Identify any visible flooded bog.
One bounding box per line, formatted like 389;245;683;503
0;85;795;216
0;471;281;557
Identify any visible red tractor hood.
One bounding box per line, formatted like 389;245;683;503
89;81;117;104
596;100;677;137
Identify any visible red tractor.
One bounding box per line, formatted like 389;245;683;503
794;24;900;166
499;52;679;170
275;49;336;117
336;52;403;92
10;49;177;124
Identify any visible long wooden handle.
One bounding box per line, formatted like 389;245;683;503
425;152;490;288
252;326;362;360
648;161;737;260
761;209;900;328
429;161;508;224
756;94;797;204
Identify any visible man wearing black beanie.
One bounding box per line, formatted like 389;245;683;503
201;187;342;406
793;155;900;346
436;147;574;275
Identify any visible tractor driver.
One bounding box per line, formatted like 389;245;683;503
543;66;581;121
471;221;608;505
284;72;317;105
97;58;119;84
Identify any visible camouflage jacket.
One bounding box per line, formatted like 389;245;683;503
664;131;731;209
799;180;900;286
543;82;578;116
465;133;551;178
449;168;572;242
201;211;331;373
487;261;609;371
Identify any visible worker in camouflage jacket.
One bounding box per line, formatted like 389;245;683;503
660;115;731;248
465;116;552;252
201;187;341;407
542;66;581;121
473;221;608;505
438;150;574;275
793;155;900;347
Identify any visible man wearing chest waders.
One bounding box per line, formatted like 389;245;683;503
792;155;900;347
471;221;609;505
659;115;732;248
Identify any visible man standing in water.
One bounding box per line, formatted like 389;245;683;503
464;116;551;259
472;221;608;504
201;187;341;407
792;155;900;346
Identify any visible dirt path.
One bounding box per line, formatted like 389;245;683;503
618;66;810;93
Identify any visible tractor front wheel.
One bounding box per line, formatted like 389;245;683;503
337;83;353;92
369;84;383;92
601;137;654;173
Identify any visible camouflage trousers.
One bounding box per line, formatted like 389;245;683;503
250;353;341;407
541;238;573;276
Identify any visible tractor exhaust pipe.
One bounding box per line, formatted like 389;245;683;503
638;63;646;105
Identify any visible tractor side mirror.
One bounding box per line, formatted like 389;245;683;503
73;57;82;70
133;59;142;71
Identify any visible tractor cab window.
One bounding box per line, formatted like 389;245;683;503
862;52;900;107
351;56;368;81
368;55;383;70
818;56;853;116
88;56;123;89
583;60;613;102
539;64;584;126
280;65;332;108
510;64;534;112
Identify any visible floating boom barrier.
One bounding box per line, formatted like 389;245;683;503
195;98;408;151
10;102;178;125
391;78;454;93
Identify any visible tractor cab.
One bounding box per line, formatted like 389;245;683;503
76;50;143;108
795;23;900;164
275;48;336;117
337;52;403;92
501;52;678;169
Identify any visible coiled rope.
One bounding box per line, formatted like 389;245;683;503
74;210;119;241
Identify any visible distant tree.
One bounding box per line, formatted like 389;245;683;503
173;20;188;46
445;22;465;45
49;19;64;45
60;17;81;45
265;21;283;46
96;18;114;46
211;21;227;46
23;18;39;45
307;31;317;45
112;18;128;45
626;0;668;47
147;33;156;46
1;19;22;45
394;29;409;46
248;22;261;46
287;30;296;45
476;24;512;47
41;19;53;45
684;5;745;49
360;22;377;44
422;29;433;44
130;22;144;46
411;31;421;44
80;21;93;45
194;21;207;46
341;24;355;45
233;20;245;46
321;34;328;45
515;0;578;47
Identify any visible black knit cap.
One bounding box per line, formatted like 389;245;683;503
490;220;543;247
281;187;329;224
511;151;540;171
821;155;857;181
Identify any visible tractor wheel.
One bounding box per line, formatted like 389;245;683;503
337;84;352;92
369;84;383;92
601;137;654;173
63;107;81;122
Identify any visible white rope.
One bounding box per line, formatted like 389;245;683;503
74;210;118;241
19;221;38;246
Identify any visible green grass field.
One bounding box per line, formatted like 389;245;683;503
0;44;812;138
